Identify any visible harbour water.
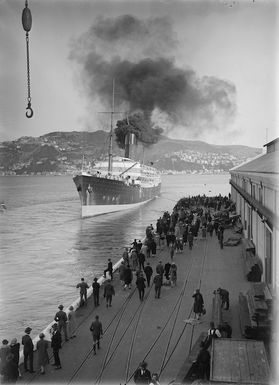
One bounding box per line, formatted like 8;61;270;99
0;174;230;343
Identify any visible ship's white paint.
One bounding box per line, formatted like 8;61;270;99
81;197;155;217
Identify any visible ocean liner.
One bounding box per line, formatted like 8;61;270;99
73;122;161;218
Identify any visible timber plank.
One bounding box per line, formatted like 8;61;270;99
237;340;250;383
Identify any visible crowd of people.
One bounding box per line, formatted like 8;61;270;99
0;194;235;383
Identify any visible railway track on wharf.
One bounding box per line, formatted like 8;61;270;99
65;236;210;385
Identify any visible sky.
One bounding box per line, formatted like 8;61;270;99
0;0;278;148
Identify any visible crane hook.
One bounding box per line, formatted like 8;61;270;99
26;101;33;118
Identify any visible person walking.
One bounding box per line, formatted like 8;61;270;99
170;263;177;287
22;327;34;373
9;339;21;379
204;321;221;349
192;289;204;320
169;242;175;260
51;324;62;370
156;261;164;280
122;247;130;266
68;306;77;338
133;361;151;384
188;231;194;250
103;279;115;307
118;261;126;287
36;333;49;375
164;262;172;282
54;305;68;342
104;259;113;279
144;263;153;287
138;251;145;271
76;278;89;307
92;278;100;307
89;315;103;355
136;272;146;301
123;264;133;289
153;273;162;299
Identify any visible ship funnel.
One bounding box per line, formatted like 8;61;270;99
125;133;137;158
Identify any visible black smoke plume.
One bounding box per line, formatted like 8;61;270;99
115;113;163;149
70;14;236;139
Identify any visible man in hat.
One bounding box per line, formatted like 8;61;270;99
92;278;100;307
51;324;62;369
76;278;89;307
133;361;151;384
89;315;103;355
22;327;34;373
54;305;68;342
103;279;115;307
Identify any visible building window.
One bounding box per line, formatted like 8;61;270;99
252;184;256;199
259;186;263;204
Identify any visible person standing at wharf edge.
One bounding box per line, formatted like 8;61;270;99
90;315;103;355
92;277;100;307
22;327;35;373
103;279;115;307
103;258;113;280
153;273;162;299
54;305;68;342
51;324;62;370
76;277;89;307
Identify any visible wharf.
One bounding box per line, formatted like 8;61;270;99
22;226;253;385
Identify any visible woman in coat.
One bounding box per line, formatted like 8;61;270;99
68;306;77;339
9;339;21;378
192;289;204;320
36;333;49;374
123;265;133;289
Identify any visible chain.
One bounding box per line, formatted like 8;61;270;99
26;32;31;104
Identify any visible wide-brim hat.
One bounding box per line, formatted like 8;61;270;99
25;327;32;333
140;361;147;368
58;305;64;309
39;333;45;338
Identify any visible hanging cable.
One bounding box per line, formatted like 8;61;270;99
22;0;33;118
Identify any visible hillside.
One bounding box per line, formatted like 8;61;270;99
0;131;262;175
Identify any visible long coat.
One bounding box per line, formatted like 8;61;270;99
51;330;62;351
36;339;49;366
192;292;204;314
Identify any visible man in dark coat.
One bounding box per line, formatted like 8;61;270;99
153;274;162;299
195;341;210;380
164;262;172;281
123;265;133;289
156;261;164;280
133;361;151;384
144;263;153;287
22;327;34;373
192;289;204;320
138;252;145;271
135;273;146;301
217;287;229;310
54;305;68;342
103;279;115;307
92;278;100;307
90;315;103;355
51;323;62;369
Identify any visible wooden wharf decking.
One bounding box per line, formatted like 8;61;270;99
20;224;272;385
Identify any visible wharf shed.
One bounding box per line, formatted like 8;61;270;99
229;138;279;293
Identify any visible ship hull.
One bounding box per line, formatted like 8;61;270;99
73;174;161;218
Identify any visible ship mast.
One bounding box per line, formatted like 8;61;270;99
108;80;115;173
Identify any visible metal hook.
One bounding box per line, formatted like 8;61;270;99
26;102;33;118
